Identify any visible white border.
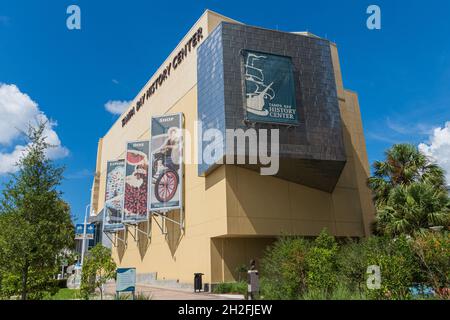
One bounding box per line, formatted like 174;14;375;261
122;140;151;224
102;159;126;233
148;112;184;212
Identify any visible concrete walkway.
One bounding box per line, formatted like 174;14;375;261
103;283;245;300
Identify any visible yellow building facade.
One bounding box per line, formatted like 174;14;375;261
90;10;374;287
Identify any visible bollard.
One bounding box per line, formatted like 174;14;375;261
247;260;259;300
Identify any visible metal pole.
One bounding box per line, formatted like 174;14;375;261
80;204;91;268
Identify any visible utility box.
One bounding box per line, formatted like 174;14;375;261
247;270;259;299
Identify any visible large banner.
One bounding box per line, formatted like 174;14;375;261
243;50;298;125
123;141;150;223
103;160;125;232
149;114;183;211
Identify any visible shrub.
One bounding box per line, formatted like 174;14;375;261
260;236;310;299
80;244;116;300
305;230;338;296
0;272;21;299
301;283;365;300
235;264;248;282
336;239;367;293
364;236;417;300
213;282;247;295
412;231;450;299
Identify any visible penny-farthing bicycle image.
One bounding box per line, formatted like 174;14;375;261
149;119;182;210
152;151;179;203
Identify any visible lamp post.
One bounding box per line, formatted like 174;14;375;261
80;204;91;268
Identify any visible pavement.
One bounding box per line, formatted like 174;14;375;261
103;283;245;300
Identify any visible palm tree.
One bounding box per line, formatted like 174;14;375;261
376;182;449;236
368;144;446;208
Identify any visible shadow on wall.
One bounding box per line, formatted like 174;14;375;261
211;237;276;283
340;122;375;237
165;210;184;258
137;220;152;260
117;229;127;263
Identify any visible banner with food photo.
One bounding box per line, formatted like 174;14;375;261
149;113;183;211
123;140;150;222
103;160;125;232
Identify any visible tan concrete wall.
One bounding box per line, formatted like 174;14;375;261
211;237;275;283
96;12;240;284
110;86;230;284
93;10;239;214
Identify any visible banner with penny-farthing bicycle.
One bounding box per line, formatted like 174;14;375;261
149;114;183;211
123;141;150;223
103;160;125;232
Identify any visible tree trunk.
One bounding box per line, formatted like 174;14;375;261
21;260;29;300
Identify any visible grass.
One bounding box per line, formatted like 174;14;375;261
213;282;247;295
45;288;80;300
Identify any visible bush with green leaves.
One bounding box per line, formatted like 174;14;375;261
260;236;310;299
301;282;366;300
363;236;418;300
80;244;116;300
412;231;449;298
305;230;338;296
213;282;247;295
336;239;367;294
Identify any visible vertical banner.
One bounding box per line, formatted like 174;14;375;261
75;224;95;240
103;160;125;232
243;50;298;125
149;113;183;211
123;141;150;223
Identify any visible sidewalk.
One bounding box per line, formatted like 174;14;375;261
103;282;245;300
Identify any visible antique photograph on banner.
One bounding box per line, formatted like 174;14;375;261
123;141;150;222
243;50;298;125
149;114;183;211
103;160;125;231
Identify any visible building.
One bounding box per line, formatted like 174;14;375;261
90;10;374;288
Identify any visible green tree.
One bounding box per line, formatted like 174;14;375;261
0;122;74;300
368;144;446;208
376;183;449;236
80;244;116;300
368;144;449;236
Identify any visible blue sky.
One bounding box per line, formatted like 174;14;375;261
0;0;449;223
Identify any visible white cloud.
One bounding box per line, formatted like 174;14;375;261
104;100;130;115
419;121;450;185
0;145;27;175
0;83;69;175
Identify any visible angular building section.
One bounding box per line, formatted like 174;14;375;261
90;10;374;287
